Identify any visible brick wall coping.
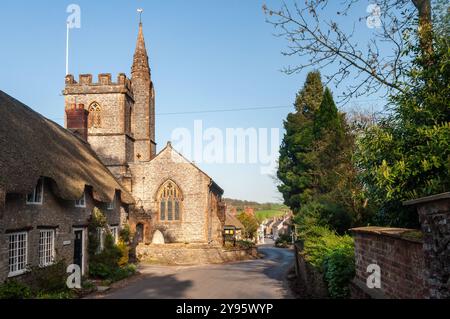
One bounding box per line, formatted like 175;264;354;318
403;192;450;206
350;226;423;243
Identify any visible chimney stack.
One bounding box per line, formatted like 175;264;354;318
66;104;89;141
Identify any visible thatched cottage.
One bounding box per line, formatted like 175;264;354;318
0;90;134;281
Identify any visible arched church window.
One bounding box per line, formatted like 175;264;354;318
88;102;102;128
157;180;182;221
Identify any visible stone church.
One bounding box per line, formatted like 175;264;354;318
63;22;226;245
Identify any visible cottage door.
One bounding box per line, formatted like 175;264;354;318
73;230;83;271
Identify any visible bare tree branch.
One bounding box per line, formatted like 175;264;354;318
263;0;430;103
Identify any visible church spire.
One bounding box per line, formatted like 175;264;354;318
132;21;150;77
130;12;156;162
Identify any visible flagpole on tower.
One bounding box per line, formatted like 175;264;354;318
66;21;70;75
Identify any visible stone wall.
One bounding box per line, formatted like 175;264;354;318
293;243;329;298
404;193;450;299
0;177;125;282
350;227;426;299
137;243;258;265
129;143;224;244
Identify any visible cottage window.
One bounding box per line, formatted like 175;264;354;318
157;181;182;221
26;178;44;205
88;102;102;128
75;191;86;208
39;229;55;267
8;232;28;277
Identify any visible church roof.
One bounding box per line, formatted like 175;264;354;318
0;90;135;205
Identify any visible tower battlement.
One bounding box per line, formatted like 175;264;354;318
63;73;133;98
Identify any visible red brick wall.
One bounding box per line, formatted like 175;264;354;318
352;227;427;299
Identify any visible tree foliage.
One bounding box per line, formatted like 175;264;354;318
277;71;323;210
278;72;372;231
354;10;450;226
237;212;259;240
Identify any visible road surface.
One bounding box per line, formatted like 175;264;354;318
94;244;295;299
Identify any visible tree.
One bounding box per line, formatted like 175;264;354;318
277;71;324;212
263;0;438;102
237;212;259;240
295;70;324;115
354;7;450;227
278;73;374;230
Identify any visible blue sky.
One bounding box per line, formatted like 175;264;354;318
0;0;385;203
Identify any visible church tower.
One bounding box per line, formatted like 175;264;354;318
131;22;156;161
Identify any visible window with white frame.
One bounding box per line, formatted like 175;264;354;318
26;178;44;205
110;226;118;244
8;232;28;277
39;229;55;267
75;191;86;208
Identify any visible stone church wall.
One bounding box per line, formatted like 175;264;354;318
129;146;222;244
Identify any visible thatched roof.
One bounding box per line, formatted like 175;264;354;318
225;212;244;229
0;90;134;205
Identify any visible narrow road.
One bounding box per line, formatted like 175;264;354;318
94;244;295;299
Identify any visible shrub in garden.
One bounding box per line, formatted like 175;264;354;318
0;280;32;299
27;260;68;294
119;224;132;244
235;240;255;249
87;207;135;282
89;233;122;279
117;240;130;267
300;225;355;298
323;246;355;298
275;234;291;248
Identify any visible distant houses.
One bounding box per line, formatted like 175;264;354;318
225;203;294;245
262;213;293;241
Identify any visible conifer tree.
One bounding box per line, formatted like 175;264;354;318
277;71;323;213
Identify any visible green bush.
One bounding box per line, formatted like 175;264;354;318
323;246;355;298
119;224;132;244
27;260;68;294
89;262;113;279
295;200;353;236
110;264;137;282
275;234;291;248
35;290;75;299
300;225;355;298
235;240;255;249
0;280;32;299
302;226;353;268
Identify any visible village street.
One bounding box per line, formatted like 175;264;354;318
92;243;295;299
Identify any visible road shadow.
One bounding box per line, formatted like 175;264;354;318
100;273;193;299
